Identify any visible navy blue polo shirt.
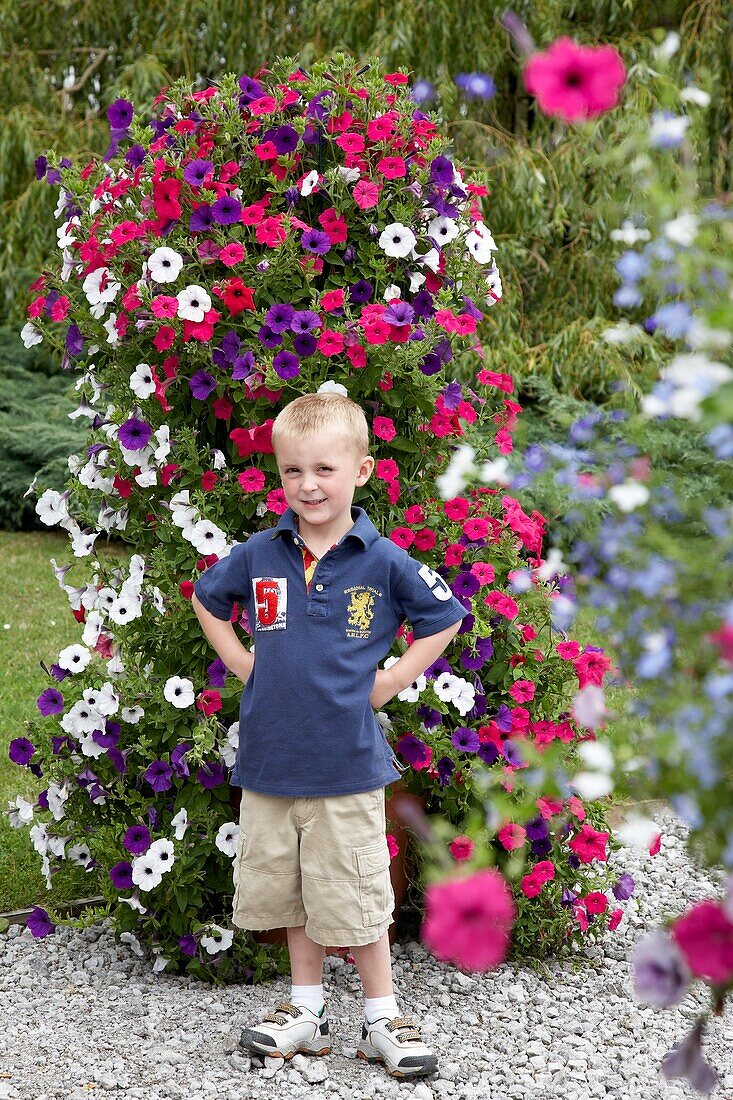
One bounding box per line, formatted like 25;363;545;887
193;506;467;797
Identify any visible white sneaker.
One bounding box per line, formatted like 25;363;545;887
239;1002;330;1060
357;1015;438;1078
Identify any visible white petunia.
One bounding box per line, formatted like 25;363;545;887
479;457;511;487
220;722;239;769
36;489;70;527
384;284;401;301
153;425;171;464
171;808;189;840
536;547;567;582
609;220;651;246
82;266;121;307
602;321;642;345
407;271;426;293
215;821;240;858
572;684;607;728
152;955;170;973
616;813;660;849
176;284;211;322
608;481;649;512
131;854;163;892
571;772;614;799
130;363;156;399
103;313;119;344
428;215;460;247
485;266;503;306
81;610;105;649
120;895;147;914
86;682;119;716
108;592;143;625
379;223;417;258
21;322;43;348
148;246;184;284
299;169;321;195
57;643;92;673
67;842;93;869
465;222;496;263
414;246;440;272
432;672;476;715
7;795;35;828
147;838;176;875
163;676;195;709
189;519;228;556
576;740;614;773
122;705;144;724
436;444;476;499
211;449;227;470
398;674;427;703
56;217;80;249
70;527;100;558
200;925;234;954
46;782;71;821
680;86;711;107
337;165;361;184
318;381;348;396
663;212;698;247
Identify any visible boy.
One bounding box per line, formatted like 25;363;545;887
192;393;466;1078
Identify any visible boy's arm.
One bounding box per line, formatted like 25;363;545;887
191;592;254;683
370;620;462;710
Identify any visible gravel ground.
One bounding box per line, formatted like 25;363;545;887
1;809;731;1100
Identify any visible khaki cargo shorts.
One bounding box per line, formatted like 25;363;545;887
232;786;395;947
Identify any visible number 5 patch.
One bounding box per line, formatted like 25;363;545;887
417;563;452;602
254;577;288;630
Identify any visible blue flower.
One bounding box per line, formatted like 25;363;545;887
455;72;496;100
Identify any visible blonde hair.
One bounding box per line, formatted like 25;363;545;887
271;393;370;458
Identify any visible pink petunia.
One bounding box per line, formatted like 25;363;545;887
265;487;288;514
444;497;470;521
373;416;396;441
523;37;626;124
557;640;581;660
375;458;399;482
390;527;415;549
386;834;400;861
583;891;608;915
471;561;495;585
608;909;623;931
352;179;380;209
568;823;609;863
449;835;475;862
404;505;425;524
520;873;543;898
509;679;536;703
237;468;266;493
422;869;516;972
672;901;733;985
444;544;465;568
317;329;345;356
498;823;526;851
151;295;179;319
219;242;245;267
484;591;519;620
534;860;556;885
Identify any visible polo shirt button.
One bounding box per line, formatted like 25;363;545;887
315;583;324;592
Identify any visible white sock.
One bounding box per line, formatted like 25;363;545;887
364;993;399;1024
290;983;325;1016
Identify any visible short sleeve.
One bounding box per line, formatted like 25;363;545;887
393;554;468;639
193;543;250;621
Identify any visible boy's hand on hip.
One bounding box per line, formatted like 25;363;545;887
370;666;400;710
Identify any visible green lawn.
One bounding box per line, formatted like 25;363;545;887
0;530;130;913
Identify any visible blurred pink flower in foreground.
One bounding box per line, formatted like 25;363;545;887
422;868;516;971
524;37;626;123
672;900;733;985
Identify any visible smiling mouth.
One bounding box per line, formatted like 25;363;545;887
303;498;326;506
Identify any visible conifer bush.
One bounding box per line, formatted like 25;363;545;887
9;57;625;980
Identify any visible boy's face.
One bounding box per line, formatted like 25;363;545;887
275;431;374;536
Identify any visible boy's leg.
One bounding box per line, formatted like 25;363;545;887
349;928;394;998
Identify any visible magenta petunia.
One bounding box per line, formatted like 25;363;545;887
422;868;516;971
524;37;626;124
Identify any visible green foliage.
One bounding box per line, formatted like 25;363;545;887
0;327;84;530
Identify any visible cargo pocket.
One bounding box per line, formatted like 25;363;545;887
354;838;393;927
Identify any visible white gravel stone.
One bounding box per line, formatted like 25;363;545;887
0;810;731;1100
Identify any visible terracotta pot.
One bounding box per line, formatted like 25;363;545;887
227;784;423;955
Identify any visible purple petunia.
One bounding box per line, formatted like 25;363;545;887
214;330;241;366
231;353;255;382
123;824;151;855
184;159;214;186
118;417;152;452
66;323;84;357
92;724;120;748
441;381;463;410
266;125;300;154
478;742;500;765
171;742;192;779
395;733;431;768
258;324;283;349
430;155;455;188
189;205;214;233
417;704;443;729
37;687;64;716
437;756;455;785
125;144;146;168
349;280;373;304
383;300;415;327
107;747;129;774
109;861;134;890
411;289;435;318
293;333;318;357
208;658;228;688
198;761;226;788
179;934;198;957
451;727;480;753
502;740;525;767
27;906;55;939
212;195;242;225
107;98;134;131
273;350;301;380
190;370;217;400
144;760;174;792
301;228;332;255
238;74;265;102
290;309;321;334
531;836;553;857
613;873;636;901
451;572;480;599
495;704;513;733
425;657;451;680
9;738;35;766
525;815;549;841
265;303;295;333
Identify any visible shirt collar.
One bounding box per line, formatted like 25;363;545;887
269;506;380;550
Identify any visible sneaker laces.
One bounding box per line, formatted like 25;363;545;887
263;1002;303;1026
385;1017;422;1044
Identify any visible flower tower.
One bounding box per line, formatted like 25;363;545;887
12;55;624;979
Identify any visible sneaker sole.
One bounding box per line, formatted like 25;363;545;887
239;1031;330;1059
356;1042;438;1078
